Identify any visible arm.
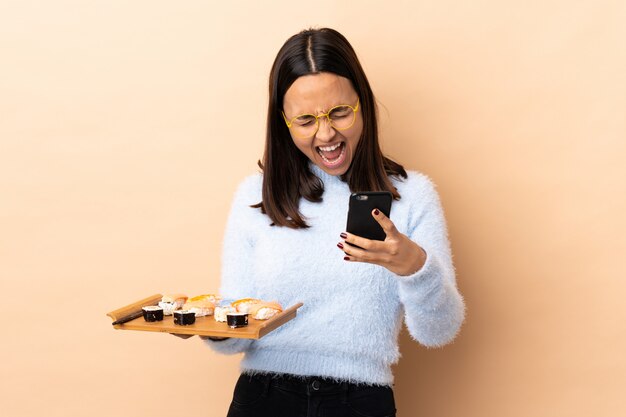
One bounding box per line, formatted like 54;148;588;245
203;176;260;354
395;179;465;347
340;177;465;347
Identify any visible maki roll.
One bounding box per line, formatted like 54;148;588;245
226;312;249;328
214;305;237;322
142;306;164;322
173;310;196;325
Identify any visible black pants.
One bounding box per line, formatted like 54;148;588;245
226;373;396;417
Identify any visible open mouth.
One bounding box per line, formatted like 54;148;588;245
316;142;347;168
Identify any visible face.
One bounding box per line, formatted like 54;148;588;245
282;72;363;176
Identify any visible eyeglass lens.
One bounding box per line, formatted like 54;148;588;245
291;105;356;138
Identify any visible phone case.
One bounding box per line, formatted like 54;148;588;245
346;191;392;241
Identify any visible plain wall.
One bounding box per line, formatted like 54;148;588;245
1;1;625;416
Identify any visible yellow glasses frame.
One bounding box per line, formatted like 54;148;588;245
282;98;360;139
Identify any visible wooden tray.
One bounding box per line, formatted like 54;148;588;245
107;294;303;339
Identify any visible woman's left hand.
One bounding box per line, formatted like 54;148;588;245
338;209;427;276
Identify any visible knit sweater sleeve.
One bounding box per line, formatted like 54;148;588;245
203;176;259;355
397;175;465;347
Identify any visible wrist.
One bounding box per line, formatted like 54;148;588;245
399;245;427;277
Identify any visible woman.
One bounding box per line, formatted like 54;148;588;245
205;28;465;417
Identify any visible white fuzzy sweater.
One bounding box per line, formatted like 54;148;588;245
204;164;465;385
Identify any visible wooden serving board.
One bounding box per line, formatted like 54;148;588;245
107;294;303;339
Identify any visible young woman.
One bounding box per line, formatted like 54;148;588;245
205;28;465;417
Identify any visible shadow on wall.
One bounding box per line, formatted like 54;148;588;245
393;327;470;414
392;273;477;416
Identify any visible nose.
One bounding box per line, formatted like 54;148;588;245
315;116;336;142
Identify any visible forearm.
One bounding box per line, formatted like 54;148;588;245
398;250;465;347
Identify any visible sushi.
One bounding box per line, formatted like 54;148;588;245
158;294;188;315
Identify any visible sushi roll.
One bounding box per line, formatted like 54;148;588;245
226;312;249;328
142;305;164;322
158;294;188;315
173;310;196;325
214;305;237;322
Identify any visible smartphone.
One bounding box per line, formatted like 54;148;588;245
346;191;393;241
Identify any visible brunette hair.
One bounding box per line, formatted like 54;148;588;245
254;28;407;228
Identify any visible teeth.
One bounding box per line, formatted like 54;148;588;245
318;143;342;152
317;142;346;164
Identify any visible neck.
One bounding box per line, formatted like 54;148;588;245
308;162;345;186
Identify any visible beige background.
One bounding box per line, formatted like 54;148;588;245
1;1;625;416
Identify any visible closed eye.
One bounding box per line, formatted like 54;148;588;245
329;106;352;119
294;115;316;126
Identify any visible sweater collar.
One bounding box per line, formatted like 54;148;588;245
308;162;346;188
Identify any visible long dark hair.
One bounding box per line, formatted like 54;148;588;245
254;28;407;228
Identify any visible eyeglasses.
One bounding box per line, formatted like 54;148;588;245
282;98;360;139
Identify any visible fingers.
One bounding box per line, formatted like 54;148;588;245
341;240;368;260
340;232;384;251
339;232;388;266
371;208;399;237
341;241;388;265
337;210;398;266
338;211;422;275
